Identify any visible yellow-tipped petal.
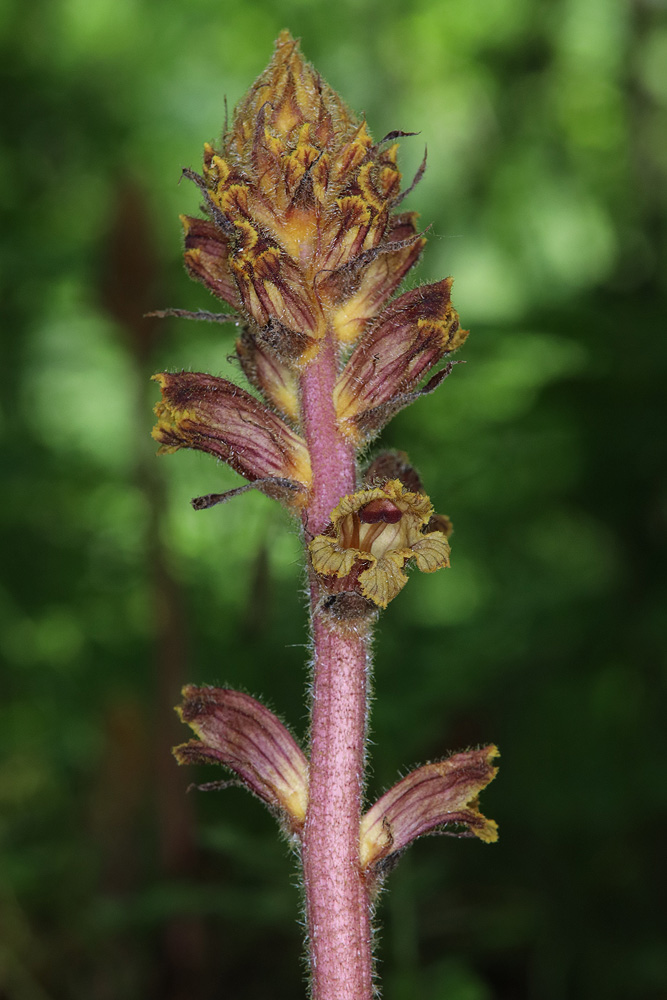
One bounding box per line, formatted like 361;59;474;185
411;532;451;572
358;555;409;608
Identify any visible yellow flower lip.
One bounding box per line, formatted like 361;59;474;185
309;480;451;608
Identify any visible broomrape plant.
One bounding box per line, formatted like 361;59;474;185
153;31;498;1000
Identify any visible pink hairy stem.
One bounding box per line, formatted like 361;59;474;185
299;333;374;1000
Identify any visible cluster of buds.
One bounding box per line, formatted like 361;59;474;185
155;32;496;875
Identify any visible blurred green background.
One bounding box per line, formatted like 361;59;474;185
2;0;666;997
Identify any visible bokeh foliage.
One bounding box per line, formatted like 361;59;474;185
1;0;666;997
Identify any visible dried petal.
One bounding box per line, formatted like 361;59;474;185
309;536;359;580
328;214;425;344
334;279;468;443
174;686;309;833
180;215;242;311
152;371;311;502
360;746;499;870
358;552;410;608
236;327;300;423
411;533;452;572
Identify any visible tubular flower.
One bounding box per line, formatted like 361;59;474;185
235;327;300;424
334;278;468;443
152;371;311;506
309;479;450;608
360;746;499;875
174;686;309;835
179;30;446;367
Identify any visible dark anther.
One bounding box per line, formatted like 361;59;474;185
358;499;403;524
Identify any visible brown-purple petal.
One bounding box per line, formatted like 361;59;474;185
181;215;242;311
152;371;311;495
360;745;498;869
174;685;309;832
235;329;300;423
334;279;468;443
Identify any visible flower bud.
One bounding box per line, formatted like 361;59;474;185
180;214;242;311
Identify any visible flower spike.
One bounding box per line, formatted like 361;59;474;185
174;32;451;368
156;33;496;1000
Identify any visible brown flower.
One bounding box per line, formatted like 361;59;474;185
152;371;311;505
174;686;309;834
334;279;468;443
360;745;499;873
309;479;450;608
235;327;300;424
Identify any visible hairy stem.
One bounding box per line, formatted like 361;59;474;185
300;335;373;1000
299;337;358;537
304;618;372;999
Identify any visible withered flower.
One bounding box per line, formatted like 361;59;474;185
334;278;467;443
360;745;499;874
152;371;311;506
309;479;450;608
174;686;309;835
